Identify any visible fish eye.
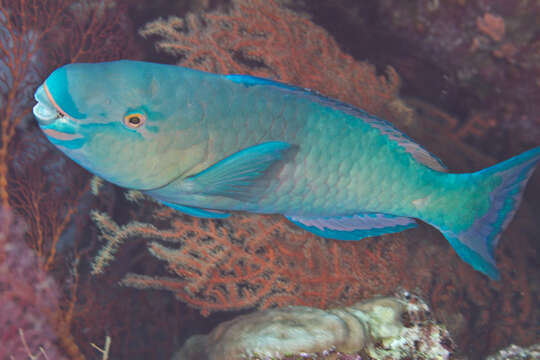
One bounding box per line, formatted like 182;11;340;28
123;112;146;129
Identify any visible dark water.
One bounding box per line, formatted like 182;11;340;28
1;1;538;359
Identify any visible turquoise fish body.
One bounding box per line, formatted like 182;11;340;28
33;60;540;279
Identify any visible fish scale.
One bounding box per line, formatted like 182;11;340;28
33;60;540;279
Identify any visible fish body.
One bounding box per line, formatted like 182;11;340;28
33;60;540;279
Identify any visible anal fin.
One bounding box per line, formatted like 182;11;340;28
286;212;416;240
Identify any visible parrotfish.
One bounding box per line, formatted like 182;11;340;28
33;60;540;279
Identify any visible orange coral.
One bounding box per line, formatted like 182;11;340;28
93;206;406;316
0;0;71;211
476;13;505;42
140;0;401;118
1;0;135;264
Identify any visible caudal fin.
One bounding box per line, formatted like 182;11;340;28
433;146;540;279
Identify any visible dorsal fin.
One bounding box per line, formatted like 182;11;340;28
361;114;448;172
225;74;447;172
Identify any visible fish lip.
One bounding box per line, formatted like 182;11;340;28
33;82;78;123
42;128;83;141
34;83;84;142
33;84;59;126
43;82;76;121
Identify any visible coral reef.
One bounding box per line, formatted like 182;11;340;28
86;1;538;358
0;1;146;358
286;0;540;156
373;0;540;155
486;344;540;360
1;0;537;359
139;0;406;122
92;204;408;315
172;290;454;360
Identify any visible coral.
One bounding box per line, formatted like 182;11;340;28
1;1;144;358
87;4;538;359
395;100;539;358
1;0;138;261
8;135;91;270
0;207;67;359
486;344;540;360
373;0;540;155
476;13;505;42
140;0;403;121
0;0;62;210
172;290;454;360
67;254;201;359
365;291;455;359
92;205;407;316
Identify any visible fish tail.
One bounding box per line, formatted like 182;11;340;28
428;146;540;279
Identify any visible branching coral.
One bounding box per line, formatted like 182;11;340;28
1;0;140;358
140;0;403;120
1;0;136;265
92;204;407;316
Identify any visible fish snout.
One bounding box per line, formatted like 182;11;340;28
33;84;59;126
33;84;84;145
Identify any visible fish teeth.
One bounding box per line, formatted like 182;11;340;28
33;85;58;125
34;84;48;103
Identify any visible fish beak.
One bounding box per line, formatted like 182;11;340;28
33;84;60;126
33;83;84;143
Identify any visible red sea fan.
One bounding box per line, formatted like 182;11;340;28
140;0;404;120
1;0;140;270
1;0;139;357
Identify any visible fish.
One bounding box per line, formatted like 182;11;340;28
33;60;540;279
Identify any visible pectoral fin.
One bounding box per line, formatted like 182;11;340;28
286;212;417;240
160;201;230;219
184;141;293;201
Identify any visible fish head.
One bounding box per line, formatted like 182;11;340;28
33;60;207;190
